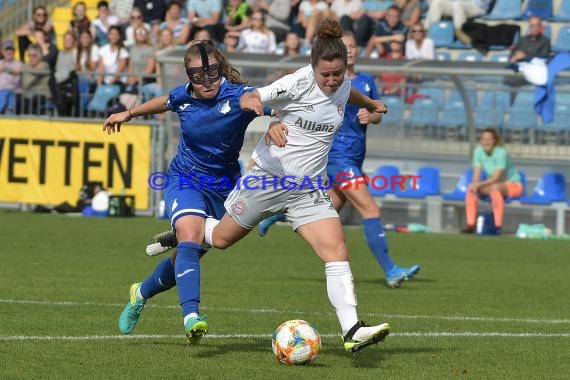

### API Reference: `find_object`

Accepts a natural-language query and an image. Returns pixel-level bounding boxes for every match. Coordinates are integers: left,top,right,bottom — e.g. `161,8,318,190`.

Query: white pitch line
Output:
1,332,569,342
1,298,569,325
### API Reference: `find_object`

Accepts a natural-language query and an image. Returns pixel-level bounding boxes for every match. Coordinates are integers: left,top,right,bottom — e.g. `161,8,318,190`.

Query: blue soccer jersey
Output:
166,79,258,194
328,72,379,168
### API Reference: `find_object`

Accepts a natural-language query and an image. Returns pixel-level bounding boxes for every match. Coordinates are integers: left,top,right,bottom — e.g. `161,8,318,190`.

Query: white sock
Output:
136,286,145,301
204,217,220,247
183,313,199,325
325,261,358,335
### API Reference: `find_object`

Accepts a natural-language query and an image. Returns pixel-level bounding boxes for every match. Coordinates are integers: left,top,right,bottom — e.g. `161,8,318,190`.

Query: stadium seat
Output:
429,21,455,47
511,87,535,110
369,165,400,196
417,86,445,107
448,87,478,106
435,51,451,61
395,166,441,198
550,0,570,21
435,101,467,130
552,26,570,52
380,96,403,126
458,51,484,62
442,168,474,200
557,92,570,106
490,53,511,63
519,172,566,204
539,104,570,142
521,0,553,19
483,0,523,19
87,84,121,113
475,90,511,128
405,98,439,128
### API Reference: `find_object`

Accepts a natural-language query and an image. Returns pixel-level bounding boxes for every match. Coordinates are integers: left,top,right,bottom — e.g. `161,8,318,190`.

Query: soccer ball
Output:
271,319,321,365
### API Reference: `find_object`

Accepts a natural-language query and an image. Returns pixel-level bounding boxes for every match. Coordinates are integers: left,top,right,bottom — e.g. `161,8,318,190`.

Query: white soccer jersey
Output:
252,64,351,181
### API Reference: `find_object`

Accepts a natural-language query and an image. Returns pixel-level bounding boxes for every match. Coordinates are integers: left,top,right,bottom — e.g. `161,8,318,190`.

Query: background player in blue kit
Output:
258,31,420,288
103,40,270,344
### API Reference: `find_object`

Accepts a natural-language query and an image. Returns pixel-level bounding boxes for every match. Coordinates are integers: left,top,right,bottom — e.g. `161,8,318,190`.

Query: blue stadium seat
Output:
429,21,455,47
369,165,400,197
442,168,474,201
520,172,566,204
87,84,121,113
418,86,445,107
380,96,403,126
557,92,570,106
475,90,511,128
522,0,553,19
395,166,441,198
436,51,451,61
490,53,511,63
435,101,467,129
483,0,523,19
448,88,478,106
552,26,570,52
504,109,538,130
511,88,535,110
405,98,439,127
550,0,570,21
458,51,484,62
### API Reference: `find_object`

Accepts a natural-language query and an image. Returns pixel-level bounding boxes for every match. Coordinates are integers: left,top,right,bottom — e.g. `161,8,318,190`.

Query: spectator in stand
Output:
124,7,153,48
18,44,51,115
125,26,160,103
424,0,492,45
296,0,330,43
379,41,405,96
69,2,92,38
221,30,241,52
193,29,213,42
186,0,225,43
238,10,277,53
395,0,421,29
332,0,363,39
161,1,190,45
509,16,551,63
248,0,291,43
53,31,78,116
96,26,129,88
365,5,408,57
0,41,23,114
34,28,59,71
75,30,100,110
405,23,434,60
345,0,392,48
224,0,253,34
134,0,168,26
16,5,56,62
156,28,178,55
266,31,301,82
91,1,121,47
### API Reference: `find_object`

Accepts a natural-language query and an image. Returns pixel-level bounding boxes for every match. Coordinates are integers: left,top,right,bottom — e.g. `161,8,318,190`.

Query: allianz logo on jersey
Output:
293,116,338,132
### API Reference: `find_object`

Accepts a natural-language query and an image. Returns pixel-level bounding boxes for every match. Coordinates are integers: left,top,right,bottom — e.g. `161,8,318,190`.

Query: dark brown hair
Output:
310,18,347,69
185,40,247,84
482,127,503,146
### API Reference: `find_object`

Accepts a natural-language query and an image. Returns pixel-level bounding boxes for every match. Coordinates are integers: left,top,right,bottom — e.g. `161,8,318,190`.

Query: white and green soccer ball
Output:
271,319,321,365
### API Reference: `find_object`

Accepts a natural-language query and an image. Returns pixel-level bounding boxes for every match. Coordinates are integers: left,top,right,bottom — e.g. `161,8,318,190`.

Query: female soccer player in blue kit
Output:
103,40,270,344
258,31,420,288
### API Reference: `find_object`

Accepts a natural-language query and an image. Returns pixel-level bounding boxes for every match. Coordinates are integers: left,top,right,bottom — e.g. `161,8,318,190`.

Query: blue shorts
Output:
164,173,227,226
327,159,365,188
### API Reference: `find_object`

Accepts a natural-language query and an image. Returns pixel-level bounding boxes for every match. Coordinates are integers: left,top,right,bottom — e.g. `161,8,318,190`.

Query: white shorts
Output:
224,165,339,230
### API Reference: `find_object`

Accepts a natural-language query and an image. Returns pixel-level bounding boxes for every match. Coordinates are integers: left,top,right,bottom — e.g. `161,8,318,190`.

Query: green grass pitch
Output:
1,210,569,379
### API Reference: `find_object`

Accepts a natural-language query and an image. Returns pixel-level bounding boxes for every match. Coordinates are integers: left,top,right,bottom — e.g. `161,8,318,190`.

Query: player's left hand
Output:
366,99,388,114
265,121,288,147
240,91,264,115
357,108,373,124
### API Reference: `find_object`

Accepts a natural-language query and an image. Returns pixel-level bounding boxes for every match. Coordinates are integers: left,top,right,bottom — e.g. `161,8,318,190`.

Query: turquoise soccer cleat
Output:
343,321,390,352
118,283,146,334
258,214,285,237
185,315,209,345
387,264,421,282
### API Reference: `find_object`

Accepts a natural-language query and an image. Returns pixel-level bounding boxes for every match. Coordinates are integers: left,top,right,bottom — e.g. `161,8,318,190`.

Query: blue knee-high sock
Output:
363,217,394,273
139,257,176,299
174,242,202,318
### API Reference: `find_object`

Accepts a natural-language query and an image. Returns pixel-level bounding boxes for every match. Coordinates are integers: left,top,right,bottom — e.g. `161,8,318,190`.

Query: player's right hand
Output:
103,111,131,134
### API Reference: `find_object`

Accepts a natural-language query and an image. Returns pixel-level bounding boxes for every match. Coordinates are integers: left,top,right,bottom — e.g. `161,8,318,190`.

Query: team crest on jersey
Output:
303,105,314,112
232,199,247,216
218,100,231,114
271,86,287,101
364,83,371,93
337,103,344,116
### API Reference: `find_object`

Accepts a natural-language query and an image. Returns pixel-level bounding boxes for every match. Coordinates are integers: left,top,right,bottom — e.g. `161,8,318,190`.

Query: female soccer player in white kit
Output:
204,18,391,353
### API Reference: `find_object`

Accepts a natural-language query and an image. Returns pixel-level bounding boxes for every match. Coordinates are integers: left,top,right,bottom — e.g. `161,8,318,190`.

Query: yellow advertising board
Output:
0,119,151,209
